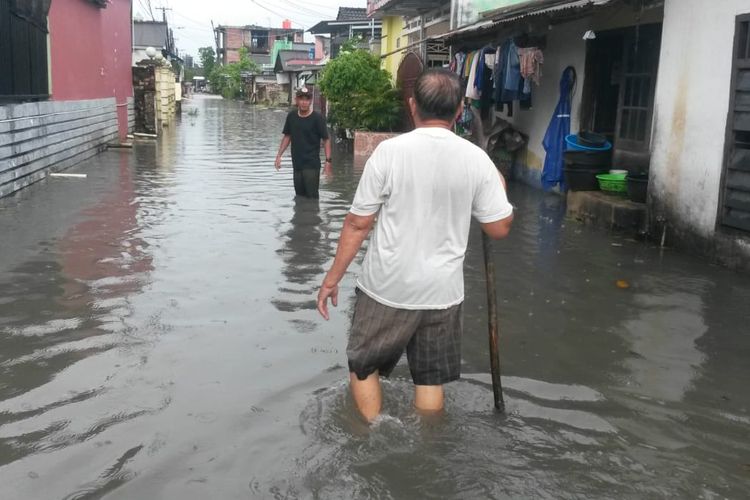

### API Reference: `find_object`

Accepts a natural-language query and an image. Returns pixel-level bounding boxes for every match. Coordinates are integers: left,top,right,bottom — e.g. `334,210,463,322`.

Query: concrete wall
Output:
451,0,529,29
0,99,119,198
155,67,177,129
380,16,406,82
499,3,663,189
649,0,750,267
501,18,589,189
127,97,135,133
48,0,133,140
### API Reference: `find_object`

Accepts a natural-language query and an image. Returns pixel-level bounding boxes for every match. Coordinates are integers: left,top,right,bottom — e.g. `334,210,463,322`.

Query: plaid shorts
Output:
346,289,463,386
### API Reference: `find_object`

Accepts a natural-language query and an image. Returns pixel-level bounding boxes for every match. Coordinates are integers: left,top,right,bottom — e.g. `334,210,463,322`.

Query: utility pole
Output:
211,20,221,65
155,7,173,55
155,6,171,23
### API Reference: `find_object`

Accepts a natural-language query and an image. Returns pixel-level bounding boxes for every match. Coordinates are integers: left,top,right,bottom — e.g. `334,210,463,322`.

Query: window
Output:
719,14,750,233
0,0,50,101
614,25,661,151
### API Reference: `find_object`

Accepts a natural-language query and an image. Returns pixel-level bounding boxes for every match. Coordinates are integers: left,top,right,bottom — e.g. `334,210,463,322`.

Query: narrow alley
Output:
0,97,748,498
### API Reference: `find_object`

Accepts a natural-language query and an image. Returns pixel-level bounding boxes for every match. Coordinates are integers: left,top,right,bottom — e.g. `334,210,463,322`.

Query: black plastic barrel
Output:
626,173,648,203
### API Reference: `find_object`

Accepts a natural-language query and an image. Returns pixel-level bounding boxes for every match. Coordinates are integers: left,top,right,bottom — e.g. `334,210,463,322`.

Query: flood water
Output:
1,96,749,499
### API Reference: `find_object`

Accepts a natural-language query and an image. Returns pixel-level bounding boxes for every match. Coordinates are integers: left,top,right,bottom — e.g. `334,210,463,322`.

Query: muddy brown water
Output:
1,96,748,499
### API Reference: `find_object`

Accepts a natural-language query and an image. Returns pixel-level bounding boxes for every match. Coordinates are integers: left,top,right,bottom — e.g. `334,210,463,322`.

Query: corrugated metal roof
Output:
485,0,614,23
443,0,616,43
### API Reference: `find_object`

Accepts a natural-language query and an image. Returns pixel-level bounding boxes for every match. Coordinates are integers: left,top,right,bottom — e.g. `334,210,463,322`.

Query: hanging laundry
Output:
474,46,496,94
542,66,577,191
464,51,475,80
502,39,522,100
451,51,467,78
493,39,527,105
518,47,544,85
465,50,481,100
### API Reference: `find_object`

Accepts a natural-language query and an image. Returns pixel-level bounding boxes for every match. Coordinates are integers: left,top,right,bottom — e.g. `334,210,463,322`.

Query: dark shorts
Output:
293,168,320,199
347,289,463,386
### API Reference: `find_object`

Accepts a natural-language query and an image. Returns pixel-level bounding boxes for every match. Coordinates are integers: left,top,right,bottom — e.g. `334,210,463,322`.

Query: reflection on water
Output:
273,198,326,315
0,97,749,499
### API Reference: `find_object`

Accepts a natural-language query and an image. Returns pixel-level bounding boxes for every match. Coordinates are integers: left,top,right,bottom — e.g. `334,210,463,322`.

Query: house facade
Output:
215,23,304,66
1,0,134,198
368,0,451,81
308,7,382,59
444,0,750,269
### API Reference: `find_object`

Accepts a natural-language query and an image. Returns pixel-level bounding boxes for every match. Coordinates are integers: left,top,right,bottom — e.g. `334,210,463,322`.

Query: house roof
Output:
133,21,169,48
274,50,323,72
309,5,380,34
216,24,303,32
248,54,271,66
337,7,367,21
443,0,621,43
366,0,440,18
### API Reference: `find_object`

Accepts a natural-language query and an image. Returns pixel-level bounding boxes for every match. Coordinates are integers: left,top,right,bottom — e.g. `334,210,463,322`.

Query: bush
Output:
211,47,259,99
318,47,402,132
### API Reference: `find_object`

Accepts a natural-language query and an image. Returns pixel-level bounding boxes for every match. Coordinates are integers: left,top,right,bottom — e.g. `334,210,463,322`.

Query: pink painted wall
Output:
48,0,133,140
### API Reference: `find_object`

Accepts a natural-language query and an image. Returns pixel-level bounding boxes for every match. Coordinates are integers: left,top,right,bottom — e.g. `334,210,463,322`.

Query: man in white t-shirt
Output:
317,68,514,422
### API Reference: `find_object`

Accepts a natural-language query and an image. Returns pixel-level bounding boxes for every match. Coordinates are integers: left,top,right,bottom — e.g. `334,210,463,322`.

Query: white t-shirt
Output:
350,127,513,310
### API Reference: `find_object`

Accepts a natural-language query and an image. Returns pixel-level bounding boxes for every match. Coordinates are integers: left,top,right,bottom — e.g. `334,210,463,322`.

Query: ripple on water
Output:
242,375,739,499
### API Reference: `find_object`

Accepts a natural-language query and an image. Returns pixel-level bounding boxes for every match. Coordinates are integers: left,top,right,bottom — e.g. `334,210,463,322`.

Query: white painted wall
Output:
650,0,750,237
501,18,589,186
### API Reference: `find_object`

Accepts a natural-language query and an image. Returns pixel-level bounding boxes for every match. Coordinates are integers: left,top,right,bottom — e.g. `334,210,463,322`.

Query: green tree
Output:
319,47,402,132
198,46,216,78
211,47,259,99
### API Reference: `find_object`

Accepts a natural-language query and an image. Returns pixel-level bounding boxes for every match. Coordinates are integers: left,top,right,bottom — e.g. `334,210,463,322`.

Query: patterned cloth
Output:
518,47,544,85
347,289,463,385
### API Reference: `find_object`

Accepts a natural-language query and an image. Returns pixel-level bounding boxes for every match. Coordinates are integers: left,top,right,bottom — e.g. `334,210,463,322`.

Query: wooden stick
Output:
482,231,505,411
470,106,506,412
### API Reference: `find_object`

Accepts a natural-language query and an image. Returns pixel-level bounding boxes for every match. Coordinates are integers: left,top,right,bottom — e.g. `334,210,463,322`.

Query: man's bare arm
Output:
275,135,291,170
481,170,513,239
481,213,513,240
317,212,377,320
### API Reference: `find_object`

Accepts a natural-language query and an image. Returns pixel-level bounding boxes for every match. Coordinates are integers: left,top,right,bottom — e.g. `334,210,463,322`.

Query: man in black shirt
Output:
275,87,332,199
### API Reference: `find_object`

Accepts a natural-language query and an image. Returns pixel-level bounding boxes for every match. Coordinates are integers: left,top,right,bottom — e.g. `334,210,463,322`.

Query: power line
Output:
136,0,150,19
280,0,336,19
250,0,307,29
146,0,155,21
171,10,212,30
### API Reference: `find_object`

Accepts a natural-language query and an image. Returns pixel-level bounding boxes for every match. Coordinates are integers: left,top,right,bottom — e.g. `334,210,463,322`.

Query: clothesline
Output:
450,38,544,114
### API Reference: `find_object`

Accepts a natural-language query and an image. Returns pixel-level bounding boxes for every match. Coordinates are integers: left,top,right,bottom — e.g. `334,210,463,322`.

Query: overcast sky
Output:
133,0,368,59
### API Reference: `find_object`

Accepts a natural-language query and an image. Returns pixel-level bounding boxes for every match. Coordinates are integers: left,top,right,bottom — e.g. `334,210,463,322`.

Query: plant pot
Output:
353,130,400,168
626,174,648,203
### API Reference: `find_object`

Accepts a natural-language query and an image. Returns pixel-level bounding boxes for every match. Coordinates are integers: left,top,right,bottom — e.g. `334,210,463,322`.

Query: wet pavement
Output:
1,96,749,499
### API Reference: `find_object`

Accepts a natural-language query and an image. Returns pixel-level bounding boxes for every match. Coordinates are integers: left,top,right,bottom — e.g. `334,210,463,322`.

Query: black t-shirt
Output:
282,110,329,170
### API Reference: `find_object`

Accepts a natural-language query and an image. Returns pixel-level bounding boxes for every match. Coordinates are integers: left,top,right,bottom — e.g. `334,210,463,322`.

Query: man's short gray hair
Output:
413,69,463,122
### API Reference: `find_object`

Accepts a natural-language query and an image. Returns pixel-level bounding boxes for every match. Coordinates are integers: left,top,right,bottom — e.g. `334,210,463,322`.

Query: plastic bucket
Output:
626,174,648,203
565,134,612,152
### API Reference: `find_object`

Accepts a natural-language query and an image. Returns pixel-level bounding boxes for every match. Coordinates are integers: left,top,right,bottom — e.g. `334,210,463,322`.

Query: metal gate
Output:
396,51,423,131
